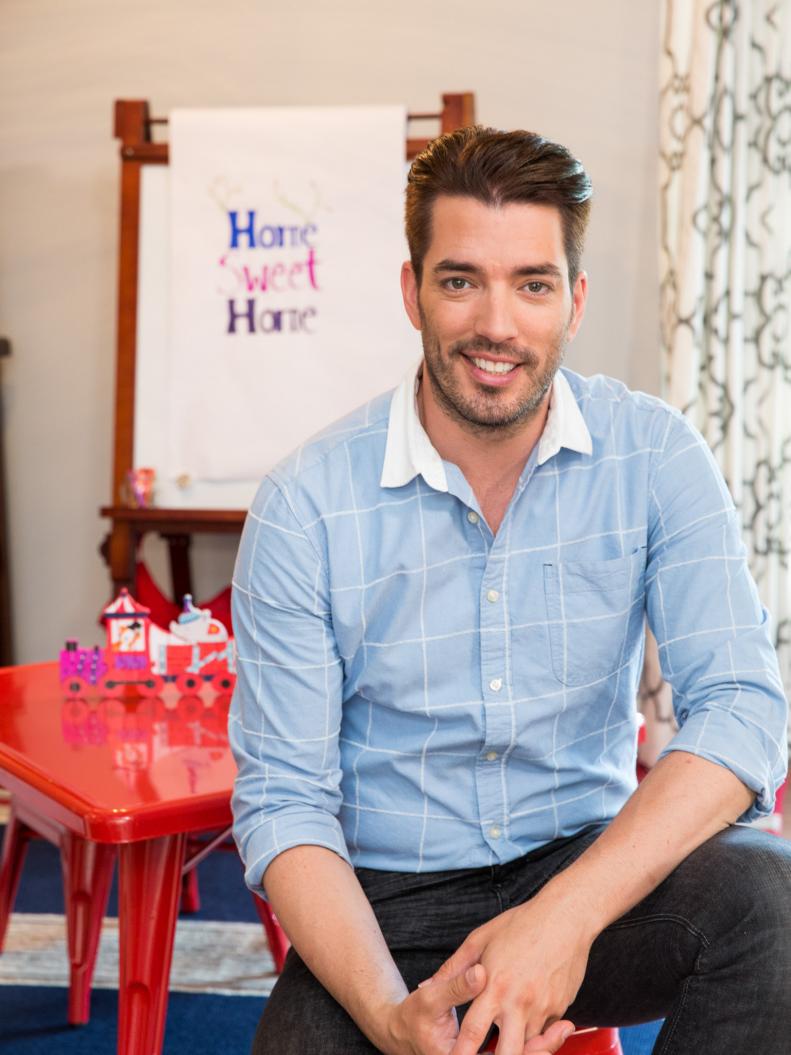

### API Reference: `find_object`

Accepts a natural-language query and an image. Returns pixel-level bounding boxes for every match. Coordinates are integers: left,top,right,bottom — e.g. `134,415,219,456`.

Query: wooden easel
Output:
0,337,12,665
100,93,476,600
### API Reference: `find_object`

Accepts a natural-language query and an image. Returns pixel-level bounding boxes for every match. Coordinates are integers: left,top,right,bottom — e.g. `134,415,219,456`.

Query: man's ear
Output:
566,269,588,342
401,261,422,331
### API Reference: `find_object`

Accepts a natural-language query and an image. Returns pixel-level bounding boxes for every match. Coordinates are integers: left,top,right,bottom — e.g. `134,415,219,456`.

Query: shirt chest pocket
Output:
542,549,645,687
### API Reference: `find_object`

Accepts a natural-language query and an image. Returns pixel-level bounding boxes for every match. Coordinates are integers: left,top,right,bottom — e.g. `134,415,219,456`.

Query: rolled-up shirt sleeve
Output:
229,475,350,896
645,410,788,821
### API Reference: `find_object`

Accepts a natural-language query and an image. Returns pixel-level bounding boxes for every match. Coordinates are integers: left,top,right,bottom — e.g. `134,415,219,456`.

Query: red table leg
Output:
251,893,290,973
180,865,200,914
60,832,116,1025
117,833,187,1055
0,802,34,951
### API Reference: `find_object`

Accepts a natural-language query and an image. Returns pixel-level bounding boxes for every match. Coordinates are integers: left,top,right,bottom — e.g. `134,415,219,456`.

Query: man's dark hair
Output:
405,126,592,288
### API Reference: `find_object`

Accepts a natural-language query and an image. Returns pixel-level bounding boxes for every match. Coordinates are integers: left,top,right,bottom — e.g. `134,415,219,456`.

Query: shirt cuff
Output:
238,809,353,897
658,708,787,824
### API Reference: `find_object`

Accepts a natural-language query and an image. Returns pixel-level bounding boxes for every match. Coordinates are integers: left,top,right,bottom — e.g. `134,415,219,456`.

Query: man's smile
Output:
463,353,523,386
468,356,518,374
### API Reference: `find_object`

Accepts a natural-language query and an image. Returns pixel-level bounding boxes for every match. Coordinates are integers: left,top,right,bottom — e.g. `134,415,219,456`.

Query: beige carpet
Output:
0,914,276,997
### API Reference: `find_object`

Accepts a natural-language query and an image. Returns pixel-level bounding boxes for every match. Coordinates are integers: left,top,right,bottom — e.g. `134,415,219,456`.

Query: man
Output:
229,127,790,1055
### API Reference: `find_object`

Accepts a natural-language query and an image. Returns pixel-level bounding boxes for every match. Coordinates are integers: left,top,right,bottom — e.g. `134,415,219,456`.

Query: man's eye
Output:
444,277,471,291
525,281,549,294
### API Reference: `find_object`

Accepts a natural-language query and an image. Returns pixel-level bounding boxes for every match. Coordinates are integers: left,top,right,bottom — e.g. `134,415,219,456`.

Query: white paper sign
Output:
168,106,416,482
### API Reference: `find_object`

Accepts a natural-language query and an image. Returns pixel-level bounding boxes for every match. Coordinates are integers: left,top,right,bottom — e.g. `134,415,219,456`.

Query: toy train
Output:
60,588,236,698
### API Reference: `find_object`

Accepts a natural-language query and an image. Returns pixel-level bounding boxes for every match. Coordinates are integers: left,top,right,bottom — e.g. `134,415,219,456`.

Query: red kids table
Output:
0,663,625,1055
0,662,274,1055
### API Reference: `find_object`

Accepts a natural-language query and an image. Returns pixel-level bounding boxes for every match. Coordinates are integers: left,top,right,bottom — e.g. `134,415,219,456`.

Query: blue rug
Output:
0,825,662,1053
0,984,661,1055
621,1020,662,1054
0,985,263,1053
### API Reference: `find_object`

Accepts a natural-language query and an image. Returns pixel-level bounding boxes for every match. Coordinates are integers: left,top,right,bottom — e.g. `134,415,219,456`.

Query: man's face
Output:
401,196,587,433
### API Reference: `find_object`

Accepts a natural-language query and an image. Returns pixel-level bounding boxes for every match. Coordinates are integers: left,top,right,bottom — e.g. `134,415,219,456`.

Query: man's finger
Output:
523,1019,575,1053
495,1016,527,1055
450,995,494,1055
421,963,487,1015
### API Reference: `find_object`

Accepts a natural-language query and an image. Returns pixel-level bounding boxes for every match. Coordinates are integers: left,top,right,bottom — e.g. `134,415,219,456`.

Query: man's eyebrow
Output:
511,263,563,280
433,259,481,274
432,259,564,280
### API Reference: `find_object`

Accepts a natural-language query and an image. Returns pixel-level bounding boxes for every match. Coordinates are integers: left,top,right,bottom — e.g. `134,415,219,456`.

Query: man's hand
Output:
382,964,486,1055
383,964,573,1055
425,892,590,1055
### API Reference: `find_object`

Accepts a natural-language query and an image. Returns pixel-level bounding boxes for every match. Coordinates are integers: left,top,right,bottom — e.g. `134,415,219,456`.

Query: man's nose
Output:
473,290,519,345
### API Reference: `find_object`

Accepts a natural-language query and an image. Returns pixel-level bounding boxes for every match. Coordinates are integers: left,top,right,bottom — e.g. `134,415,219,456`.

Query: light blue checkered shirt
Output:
230,362,788,892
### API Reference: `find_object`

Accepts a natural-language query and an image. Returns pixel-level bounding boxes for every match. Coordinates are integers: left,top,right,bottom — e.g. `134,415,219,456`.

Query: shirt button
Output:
485,751,498,762
489,825,502,839
466,510,479,524
489,677,503,692
486,589,500,603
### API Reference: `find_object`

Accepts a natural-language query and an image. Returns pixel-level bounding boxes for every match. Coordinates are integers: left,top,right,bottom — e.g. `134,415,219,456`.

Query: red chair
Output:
484,1025,622,1053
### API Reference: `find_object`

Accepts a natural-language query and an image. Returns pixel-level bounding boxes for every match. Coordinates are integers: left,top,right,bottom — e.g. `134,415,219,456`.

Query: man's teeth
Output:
471,357,517,375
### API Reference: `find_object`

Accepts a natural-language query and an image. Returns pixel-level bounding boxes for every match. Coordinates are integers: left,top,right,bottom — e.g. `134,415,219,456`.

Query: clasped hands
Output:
383,895,594,1055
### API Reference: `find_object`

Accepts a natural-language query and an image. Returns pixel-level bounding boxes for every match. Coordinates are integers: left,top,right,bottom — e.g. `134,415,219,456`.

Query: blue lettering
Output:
259,225,280,249
228,210,256,249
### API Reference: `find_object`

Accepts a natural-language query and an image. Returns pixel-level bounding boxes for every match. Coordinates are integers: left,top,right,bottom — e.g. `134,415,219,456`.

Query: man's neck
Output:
417,367,552,525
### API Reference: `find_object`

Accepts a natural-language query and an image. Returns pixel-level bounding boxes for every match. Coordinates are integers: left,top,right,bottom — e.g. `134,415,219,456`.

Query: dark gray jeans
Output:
252,824,791,1053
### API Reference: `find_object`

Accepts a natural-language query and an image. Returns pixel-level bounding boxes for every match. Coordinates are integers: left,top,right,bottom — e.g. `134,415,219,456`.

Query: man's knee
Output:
673,826,791,975
683,825,790,908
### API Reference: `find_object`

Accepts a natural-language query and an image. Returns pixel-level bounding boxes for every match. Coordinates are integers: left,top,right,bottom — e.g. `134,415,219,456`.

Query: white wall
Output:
0,0,660,662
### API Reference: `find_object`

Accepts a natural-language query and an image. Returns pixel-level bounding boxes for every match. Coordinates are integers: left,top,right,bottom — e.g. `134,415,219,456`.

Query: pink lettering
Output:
270,262,287,293
231,251,320,294
305,247,320,291
288,261,304,289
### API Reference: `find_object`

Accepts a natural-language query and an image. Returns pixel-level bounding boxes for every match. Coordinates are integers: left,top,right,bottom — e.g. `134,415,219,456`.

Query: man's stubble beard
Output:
418,304,569,439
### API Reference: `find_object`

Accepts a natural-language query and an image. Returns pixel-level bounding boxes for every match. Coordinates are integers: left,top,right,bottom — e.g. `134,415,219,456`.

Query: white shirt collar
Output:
535,366,593,466
379,358,592,490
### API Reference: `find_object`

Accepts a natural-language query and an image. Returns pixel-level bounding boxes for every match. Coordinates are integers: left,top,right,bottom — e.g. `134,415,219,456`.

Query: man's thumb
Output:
447,963,486,1004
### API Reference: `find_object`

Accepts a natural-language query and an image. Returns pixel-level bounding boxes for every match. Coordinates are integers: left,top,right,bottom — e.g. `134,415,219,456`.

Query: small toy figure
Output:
123,467,156,508
169,594,229,642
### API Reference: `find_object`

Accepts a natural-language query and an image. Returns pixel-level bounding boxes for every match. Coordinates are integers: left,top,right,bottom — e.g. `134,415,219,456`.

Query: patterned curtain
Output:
654,0,791,760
